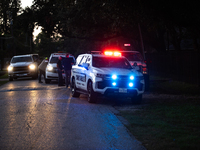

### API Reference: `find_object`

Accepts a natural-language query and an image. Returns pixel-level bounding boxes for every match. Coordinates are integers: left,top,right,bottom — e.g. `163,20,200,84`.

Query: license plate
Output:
119,88,127,93
17,74,27,76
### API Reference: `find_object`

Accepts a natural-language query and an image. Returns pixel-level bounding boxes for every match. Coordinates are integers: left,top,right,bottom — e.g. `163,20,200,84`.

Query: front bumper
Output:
8,70,37,78
93,77,145,96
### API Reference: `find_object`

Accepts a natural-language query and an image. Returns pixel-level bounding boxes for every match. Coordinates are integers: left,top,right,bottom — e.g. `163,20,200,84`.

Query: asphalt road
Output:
0,78,146,150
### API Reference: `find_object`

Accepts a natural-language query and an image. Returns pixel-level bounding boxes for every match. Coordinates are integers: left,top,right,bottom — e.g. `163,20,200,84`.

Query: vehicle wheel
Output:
45,78,51,83
131,94,142,104
71,78,80,97
87,81,97,103
9,76,13,81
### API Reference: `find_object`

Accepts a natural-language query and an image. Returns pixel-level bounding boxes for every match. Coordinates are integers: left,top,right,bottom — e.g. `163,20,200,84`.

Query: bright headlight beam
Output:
47,65,53,71
8,66,13,71
29,64,36,70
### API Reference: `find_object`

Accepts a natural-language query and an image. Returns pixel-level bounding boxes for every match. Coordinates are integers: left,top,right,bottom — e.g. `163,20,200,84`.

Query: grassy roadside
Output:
0,71,9,86
120,76,200,150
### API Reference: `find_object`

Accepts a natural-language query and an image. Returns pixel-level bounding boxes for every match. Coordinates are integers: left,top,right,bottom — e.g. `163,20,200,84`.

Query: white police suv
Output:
70,51,145,104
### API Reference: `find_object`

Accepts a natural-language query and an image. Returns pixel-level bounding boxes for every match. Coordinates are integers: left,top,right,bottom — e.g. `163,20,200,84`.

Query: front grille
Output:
97,75,144,91
13,66,29,72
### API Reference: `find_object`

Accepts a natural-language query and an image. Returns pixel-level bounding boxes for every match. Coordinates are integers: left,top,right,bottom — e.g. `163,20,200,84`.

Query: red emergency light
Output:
104,49,121,57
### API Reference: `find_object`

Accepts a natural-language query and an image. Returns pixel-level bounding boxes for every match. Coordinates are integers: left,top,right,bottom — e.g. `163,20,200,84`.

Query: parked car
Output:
45,52,75,83
7,54,39,81
71,51,145,104
119,51,149,91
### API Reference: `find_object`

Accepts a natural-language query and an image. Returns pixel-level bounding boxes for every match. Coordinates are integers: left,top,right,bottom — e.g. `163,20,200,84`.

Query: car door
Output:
82,55,92,91
75,55,88,90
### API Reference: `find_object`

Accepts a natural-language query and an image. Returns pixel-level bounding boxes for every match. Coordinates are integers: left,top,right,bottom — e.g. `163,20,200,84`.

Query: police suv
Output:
70,51,145,104
45,52,75,83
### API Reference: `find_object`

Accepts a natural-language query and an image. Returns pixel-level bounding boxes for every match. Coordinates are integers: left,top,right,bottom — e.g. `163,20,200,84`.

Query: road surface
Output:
0,78,146,150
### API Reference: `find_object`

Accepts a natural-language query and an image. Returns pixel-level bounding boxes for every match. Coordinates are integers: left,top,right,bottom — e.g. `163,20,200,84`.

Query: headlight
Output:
29,64,36,70
95,73,105,78
8,66,13,71
142,67,148,74
47,65,53,71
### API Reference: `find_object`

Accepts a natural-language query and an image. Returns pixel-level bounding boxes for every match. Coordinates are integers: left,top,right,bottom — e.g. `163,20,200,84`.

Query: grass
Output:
0,72,8,86
120,76,200,150
0,72,8,79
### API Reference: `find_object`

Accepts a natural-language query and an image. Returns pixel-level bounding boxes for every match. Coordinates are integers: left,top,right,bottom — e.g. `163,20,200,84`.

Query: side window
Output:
85,56,91,65
79,55,87,65
76,56,83,65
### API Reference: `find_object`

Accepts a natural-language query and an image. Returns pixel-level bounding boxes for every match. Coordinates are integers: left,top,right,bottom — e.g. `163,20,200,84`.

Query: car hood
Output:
93,67,143,76
10,62,33,67
47,63,57,68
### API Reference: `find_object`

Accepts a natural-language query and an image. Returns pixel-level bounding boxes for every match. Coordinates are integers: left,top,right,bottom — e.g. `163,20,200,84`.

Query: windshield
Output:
11,56,32,63
121,52,143,61
92,56,132,69
50,57,59,63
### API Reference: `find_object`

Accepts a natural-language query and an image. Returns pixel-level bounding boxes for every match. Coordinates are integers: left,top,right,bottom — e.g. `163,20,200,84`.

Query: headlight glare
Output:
47,65,53,71
29,64,36,70
8,66,13,71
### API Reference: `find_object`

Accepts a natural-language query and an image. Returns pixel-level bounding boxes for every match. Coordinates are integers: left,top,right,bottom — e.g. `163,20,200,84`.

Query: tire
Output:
9,76,13,81
71,78,80,97
87,81,97,103
131,94,142,104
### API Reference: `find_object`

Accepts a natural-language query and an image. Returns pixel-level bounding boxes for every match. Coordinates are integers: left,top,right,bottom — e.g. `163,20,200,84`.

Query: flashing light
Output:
112,82,117,86
29,64,36,70
113,51,121,57
129,82,134,87
104,49,121,57
112,74,117,80
130,75,134,80
104,51,113,56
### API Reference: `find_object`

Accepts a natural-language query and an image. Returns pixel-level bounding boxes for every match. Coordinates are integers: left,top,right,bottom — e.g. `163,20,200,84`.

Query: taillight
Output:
142,67,148,74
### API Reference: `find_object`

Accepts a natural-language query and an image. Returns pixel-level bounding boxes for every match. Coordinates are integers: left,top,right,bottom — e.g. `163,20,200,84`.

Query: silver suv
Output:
7,54,39,81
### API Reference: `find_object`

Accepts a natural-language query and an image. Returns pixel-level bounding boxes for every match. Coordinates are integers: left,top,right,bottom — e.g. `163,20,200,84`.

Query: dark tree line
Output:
1,0,200,60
